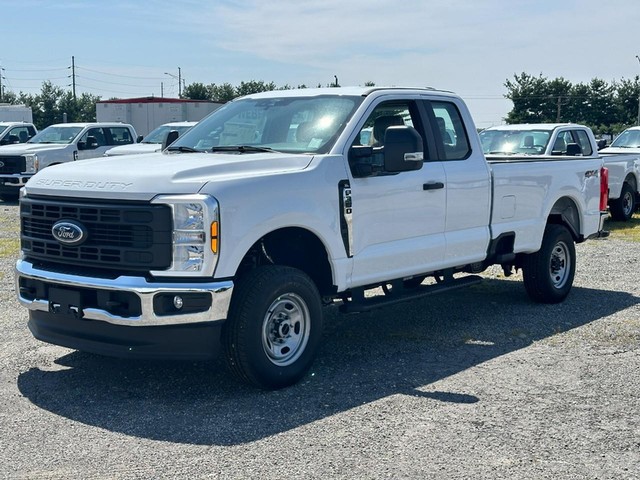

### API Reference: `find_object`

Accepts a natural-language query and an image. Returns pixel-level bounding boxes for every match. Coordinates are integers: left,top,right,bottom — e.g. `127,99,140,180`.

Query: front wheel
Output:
522,224,576,304
609,182,636,222
221,266,323,389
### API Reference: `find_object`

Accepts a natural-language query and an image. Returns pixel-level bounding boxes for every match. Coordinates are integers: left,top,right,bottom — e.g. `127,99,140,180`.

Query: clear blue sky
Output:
1,0,639,128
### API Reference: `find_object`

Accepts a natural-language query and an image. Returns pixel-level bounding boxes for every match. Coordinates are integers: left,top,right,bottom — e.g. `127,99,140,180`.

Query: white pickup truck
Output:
15,87,608,389
0,122,37,146
104,121,196,156
0,122,137,201
480,123,640,221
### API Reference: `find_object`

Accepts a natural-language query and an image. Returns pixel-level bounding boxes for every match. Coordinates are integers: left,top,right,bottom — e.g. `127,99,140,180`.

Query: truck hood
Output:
0,143,68,154
25,151,314,201
600,146,640,154
104,143,160,156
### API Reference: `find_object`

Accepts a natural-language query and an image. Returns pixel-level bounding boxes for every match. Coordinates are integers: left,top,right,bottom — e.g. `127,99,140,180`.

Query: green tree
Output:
613,76,640,128
208,82,236,102
504,72,549,123
182,82,210,100
235,80,277,97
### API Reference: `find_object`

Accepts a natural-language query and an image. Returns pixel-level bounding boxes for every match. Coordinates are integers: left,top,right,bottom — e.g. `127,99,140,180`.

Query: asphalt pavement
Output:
1,202,638,479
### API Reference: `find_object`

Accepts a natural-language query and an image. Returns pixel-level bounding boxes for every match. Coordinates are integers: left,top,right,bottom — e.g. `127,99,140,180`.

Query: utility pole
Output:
636,56,640,125
164,68,182,97
71,56,76,100
0,66,4,102
555,95,570,122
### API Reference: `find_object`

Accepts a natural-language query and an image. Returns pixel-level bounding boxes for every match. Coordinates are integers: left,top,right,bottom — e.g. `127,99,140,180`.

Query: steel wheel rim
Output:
262,293,310,367
622,191,633,216
549,240,571,289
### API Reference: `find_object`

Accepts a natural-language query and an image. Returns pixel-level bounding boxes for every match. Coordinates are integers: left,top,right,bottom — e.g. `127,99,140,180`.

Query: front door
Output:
347,99,447,287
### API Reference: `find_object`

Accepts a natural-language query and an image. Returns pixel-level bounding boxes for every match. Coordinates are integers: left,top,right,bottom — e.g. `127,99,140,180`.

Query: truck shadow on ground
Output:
17,278,638,446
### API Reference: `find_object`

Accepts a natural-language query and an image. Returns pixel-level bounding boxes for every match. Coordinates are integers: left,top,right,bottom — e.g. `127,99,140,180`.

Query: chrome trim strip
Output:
15,259,233,327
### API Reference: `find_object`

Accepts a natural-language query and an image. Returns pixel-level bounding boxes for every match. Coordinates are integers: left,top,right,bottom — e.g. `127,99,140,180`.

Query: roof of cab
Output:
237,86,457,100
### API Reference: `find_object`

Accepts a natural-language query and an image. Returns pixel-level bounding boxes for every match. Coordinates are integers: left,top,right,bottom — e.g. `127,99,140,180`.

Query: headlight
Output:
150,194,219,277
24,154,38,173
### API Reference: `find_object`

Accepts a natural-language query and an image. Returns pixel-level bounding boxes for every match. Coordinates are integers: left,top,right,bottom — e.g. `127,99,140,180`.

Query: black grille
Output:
0,155,26,174
21,197,173,271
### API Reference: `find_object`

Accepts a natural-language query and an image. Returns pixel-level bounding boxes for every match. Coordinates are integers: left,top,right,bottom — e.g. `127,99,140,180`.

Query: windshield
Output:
480,129,551,154
610,129,640,148
169,94,363,154
0,126,8,135
29,126,83,144
143,124,194,144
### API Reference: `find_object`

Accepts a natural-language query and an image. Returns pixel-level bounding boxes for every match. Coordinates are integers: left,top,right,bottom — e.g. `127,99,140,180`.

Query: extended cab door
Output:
347,98,447,286
423,99,491,266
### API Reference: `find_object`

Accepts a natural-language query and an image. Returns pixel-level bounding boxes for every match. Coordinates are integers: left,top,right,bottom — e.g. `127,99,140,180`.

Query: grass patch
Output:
603,212,640,242
0,238,20,258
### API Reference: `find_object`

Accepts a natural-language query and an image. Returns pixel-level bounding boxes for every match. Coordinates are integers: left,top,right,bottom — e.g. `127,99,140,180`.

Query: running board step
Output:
340,275,483,314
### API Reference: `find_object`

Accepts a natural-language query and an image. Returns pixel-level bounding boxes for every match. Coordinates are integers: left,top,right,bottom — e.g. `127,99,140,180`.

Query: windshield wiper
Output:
166,145,201,153
210,145,279,153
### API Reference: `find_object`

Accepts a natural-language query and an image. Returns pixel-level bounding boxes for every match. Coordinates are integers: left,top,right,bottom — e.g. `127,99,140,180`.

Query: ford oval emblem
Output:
51,220,87,246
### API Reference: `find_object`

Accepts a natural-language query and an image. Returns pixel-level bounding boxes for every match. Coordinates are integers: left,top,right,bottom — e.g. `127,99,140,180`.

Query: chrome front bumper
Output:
15,259,233,327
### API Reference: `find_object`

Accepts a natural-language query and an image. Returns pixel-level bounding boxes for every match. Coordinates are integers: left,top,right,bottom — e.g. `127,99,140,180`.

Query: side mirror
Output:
136,135,144,143
7,134,20,144
86,136,99,149
162,130,180,150
383,126,424,172
597,139,607,150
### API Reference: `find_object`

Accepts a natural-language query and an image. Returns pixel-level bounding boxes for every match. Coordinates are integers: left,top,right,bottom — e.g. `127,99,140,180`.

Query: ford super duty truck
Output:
15,87,608,389
480,123,639,221
0,122,137,201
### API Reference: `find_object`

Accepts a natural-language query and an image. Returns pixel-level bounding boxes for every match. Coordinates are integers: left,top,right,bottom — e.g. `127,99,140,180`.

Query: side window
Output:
80,128,107,146
8,127,30,143
574,130,593,155
429,101,470,160
349,100,424,176
108,127,134,145
354,101,419,147
552,131,573,155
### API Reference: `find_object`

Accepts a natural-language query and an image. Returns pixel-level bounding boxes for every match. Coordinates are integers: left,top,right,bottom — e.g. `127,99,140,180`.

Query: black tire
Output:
609,182,636,222
522,224,576,304
221,265,323,389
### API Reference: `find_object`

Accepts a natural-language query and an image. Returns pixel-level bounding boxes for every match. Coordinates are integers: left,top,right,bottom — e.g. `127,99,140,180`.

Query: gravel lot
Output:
1,200,638,479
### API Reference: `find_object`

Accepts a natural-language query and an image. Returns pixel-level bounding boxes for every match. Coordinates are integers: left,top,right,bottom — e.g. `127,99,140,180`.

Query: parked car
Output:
0,122,37,146
0,122,137,200
104,121,196,156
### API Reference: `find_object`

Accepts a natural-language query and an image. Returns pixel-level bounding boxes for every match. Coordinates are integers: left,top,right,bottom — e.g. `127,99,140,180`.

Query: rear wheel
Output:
221,265,323,389
609,182,636,221
522,224,575,304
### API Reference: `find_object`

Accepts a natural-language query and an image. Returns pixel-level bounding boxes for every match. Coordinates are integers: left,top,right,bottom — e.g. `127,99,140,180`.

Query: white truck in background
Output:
0,122,37,146
104,121,196,156
16,87,608,389
480,123,640,221
0,122,137,201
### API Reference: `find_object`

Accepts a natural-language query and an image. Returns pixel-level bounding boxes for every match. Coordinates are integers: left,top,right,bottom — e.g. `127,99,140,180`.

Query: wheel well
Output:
624,174,637,192
235,227,335,296
548,197,580,241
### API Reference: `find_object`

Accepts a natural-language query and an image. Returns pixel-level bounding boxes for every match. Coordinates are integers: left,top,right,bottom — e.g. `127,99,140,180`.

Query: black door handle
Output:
423,182,444,190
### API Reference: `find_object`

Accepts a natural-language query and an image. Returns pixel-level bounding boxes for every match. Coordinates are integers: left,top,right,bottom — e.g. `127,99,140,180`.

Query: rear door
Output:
422,98,492,267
